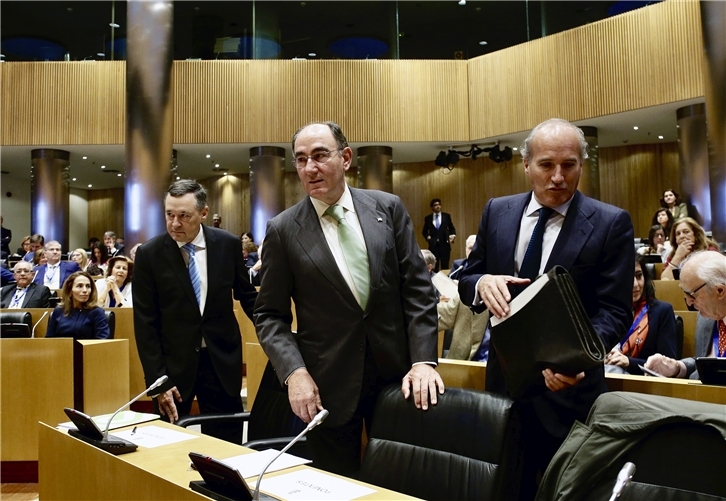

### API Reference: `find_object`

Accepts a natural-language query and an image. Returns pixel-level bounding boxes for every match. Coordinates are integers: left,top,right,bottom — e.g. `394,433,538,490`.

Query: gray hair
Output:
691,251,726,288
45,240,61,249
421,249,437,268
520,118,589,162
166,179,207,212
292,121,349,152
103,231,116,239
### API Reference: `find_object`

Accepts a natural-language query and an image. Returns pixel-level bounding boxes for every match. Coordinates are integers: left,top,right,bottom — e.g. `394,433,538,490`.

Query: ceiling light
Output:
633,126,639,130
117,173,122,177
97,52,105,57
88,184,92,188
658,135,664,139
513,147,518,151
109,23,120,28
101,165,105,169
72,177,77,181
176,176,181,180
223,172,228,176
458,0,466,5
206,154,211,158
479,41,488,46
215,163,220,168
82,156,87,160
308,53,316,57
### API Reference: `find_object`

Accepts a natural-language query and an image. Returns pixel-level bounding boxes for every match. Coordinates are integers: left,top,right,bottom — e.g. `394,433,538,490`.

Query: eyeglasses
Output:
292,149,341,169
681,282,707,300
14,269,32,275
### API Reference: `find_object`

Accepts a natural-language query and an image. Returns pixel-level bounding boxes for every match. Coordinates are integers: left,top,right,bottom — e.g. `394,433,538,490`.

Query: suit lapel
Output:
22,284,38,307
351,189,386,302
294,199,358,305
547,191,594,270
497,194,530,276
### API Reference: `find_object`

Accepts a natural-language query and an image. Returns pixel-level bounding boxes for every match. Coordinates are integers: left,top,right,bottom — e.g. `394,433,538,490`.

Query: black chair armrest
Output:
243,436,306,452
175,412,251,429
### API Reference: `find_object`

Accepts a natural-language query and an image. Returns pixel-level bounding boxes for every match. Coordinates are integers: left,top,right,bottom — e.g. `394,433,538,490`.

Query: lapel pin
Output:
377,217,382,222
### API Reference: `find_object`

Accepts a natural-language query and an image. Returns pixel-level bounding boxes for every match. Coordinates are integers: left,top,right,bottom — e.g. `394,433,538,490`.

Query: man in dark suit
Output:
645,251,726,378
133,180,257,444
104,231,125,257
1,216,11,258
32,241,80,290
459,118,633,500
422,198,456,271
1,260,51,308
255,122,443,476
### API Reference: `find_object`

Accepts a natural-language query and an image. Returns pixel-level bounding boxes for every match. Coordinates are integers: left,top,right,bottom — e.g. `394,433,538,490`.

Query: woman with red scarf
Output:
605,255,678,375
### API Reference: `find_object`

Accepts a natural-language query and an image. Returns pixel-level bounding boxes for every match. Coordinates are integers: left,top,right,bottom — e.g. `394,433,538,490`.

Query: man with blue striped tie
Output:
133,180,258,444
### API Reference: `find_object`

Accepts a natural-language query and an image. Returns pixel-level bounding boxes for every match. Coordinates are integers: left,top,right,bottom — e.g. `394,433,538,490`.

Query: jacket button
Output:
195,347,200,352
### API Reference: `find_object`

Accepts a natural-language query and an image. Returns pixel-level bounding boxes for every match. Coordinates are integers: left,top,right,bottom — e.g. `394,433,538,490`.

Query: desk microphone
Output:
608,462,636,501
252,409,329,501
102,374,168,441
448,264,465,279
31,311,48,338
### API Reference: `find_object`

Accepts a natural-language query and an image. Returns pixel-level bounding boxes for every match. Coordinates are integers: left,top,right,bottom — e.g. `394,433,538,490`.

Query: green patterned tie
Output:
325,204,370,310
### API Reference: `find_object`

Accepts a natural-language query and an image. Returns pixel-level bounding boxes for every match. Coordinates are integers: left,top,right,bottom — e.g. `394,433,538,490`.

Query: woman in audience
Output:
604,255,677,374
45,271,110,340
95,256,133,307
15,235,31,256
69,248,89,272
87,242,109,276
651,208,674,243
242,240,259,268
241,232,255,247
637,224,667,259
661,217,719,280
33,249,47,266
660,189,688,220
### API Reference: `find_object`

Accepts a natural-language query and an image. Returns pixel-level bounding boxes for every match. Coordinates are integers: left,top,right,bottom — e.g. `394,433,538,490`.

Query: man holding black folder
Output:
459,118,633,500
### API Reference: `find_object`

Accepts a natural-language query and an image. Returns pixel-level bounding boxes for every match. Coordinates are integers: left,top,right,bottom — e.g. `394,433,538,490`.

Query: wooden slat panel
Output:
468,0,704,139
87,187,125,241
1,61,125,145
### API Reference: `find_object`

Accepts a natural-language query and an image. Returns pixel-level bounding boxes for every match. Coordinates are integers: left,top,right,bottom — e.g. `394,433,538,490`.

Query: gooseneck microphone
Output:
31,311,48,338
608,462,636,501
103,375,169,440
252,409,330,501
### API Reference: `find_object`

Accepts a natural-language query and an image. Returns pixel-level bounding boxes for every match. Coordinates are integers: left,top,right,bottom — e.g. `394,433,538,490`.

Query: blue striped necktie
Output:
182,243,202,305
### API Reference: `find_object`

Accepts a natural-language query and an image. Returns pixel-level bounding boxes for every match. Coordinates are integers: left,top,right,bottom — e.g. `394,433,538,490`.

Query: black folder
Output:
490,265,606,399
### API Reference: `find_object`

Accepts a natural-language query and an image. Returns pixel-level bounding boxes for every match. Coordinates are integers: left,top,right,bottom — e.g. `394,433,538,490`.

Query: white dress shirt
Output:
44,263,61,289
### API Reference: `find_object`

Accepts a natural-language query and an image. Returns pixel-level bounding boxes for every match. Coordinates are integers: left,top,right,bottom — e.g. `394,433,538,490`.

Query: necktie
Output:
182,243,202,305
10,288,26,308
519,207,555,281
325,204,370,310
435,213,440,229
718,320,726,357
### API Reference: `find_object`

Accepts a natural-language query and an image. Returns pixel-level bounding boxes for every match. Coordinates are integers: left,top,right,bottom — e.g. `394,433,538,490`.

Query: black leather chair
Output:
176,362,308,457
104,310,115,339
360,384,523,501
674,313,684,359
0,311,32,338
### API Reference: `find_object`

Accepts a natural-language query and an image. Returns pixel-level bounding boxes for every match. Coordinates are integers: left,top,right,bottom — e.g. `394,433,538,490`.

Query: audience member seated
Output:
438,293,489,360
242,241,258,268
15,235,30,257
32,249,47,267
652,208,674,247
421,249,441,301
95,256,133,308
87,237,100,252
1,267,13,286
240,231,255,247
32,241,81,290
645,251,726,379
0,260,51,308
69,248,89,272
661,217,719,280
637,224,667,259
45,271,110,340
604,255,677,375
24,234,45,262
448,234,477,281
248,240,262,286
660,189,688,221
104,231,125,257
87,242,110,276
128,243,141,262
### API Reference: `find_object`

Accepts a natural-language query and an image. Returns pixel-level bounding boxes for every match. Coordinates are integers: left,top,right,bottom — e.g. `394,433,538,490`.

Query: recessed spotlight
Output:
176,176,181,180
97,52,105,57
479,41,488,46
215,163,220,168
72,177,77,181
117,173,122,177
82,156,88,160
308,53,316,57
633,126,639,130
101,165,106,169
223,172,228,176
109,23,120,28
206,154,211,158
513,147,518,151
458,0,466,5
658,135,664,139
88,184,92,188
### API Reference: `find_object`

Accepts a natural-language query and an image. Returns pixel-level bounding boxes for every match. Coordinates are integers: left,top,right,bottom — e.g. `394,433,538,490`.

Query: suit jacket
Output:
133,226,257,400
1,226,11,255
422,212,456,253
254,188,438,428
459,190,634,437
683,314,716,378
108,244,125,257
32,261,81,288
46,306,110,340
0,282,52,308
438,294,488,360
622,299,678,375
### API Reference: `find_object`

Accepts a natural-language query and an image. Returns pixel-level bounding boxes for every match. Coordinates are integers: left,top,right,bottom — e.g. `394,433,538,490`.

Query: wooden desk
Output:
39,421,417,500
0,338,128,463
605,373,726,405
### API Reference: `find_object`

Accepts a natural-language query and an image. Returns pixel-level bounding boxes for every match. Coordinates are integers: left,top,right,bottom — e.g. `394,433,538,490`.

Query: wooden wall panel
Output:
468,0,704,139
173,60,469,144
87,188,125,241
1,62,125,146
199,174,251,237
599,142,680,237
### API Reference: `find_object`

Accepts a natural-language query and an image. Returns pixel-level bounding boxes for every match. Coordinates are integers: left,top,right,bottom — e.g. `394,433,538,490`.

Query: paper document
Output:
259,469,375,501
113,425,198,448
432,271,459,300
220,449,311,479
58,411,160,431
490,272,550,327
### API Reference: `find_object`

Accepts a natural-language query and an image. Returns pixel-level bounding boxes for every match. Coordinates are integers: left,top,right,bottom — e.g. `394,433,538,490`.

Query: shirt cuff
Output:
284,366,306,385
412,361,438,368
472,276,485,306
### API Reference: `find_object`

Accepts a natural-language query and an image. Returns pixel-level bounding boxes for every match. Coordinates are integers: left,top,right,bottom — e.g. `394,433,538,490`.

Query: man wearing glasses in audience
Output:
32,241,80,290
1,261,51,308
645,251,726,378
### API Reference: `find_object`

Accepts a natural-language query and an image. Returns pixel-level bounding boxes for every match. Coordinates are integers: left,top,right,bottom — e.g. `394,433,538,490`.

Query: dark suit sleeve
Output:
445,213,456,237
132,242,171,392
45,308,61,338
92,308,111,339
422,214,432,241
